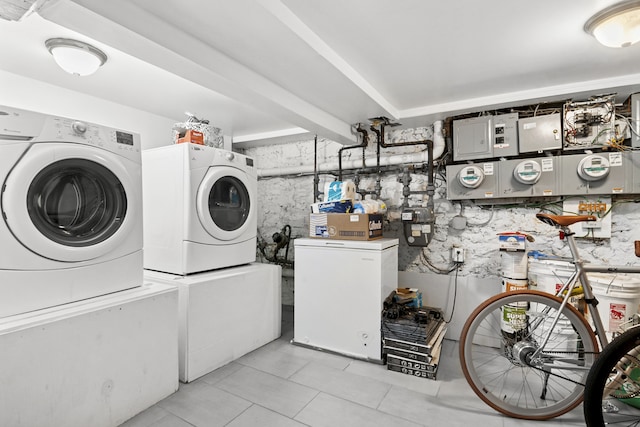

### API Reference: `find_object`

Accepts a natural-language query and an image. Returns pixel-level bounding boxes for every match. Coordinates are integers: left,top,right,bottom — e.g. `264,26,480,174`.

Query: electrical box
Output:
559,151,632,195
563,197,612,239
453,113,519,161
518,113,562,153
497,157,558,198
446,162,498,200
453,116,492,161
563,95,616,150
493,113,519,158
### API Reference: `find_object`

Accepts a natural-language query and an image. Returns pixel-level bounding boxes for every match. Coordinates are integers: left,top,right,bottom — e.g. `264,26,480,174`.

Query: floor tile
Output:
119,405,177,427
289,361,391,409
378,385,504,427
157,381,251,427
276,341,353,370
235,343,309,378
215,365,318,418
198,361,244,386
226,405,307,427
294,392,421,427
344,359,441,397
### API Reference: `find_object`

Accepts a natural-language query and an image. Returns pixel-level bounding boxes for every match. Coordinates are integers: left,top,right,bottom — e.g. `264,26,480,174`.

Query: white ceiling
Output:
2,0,640,145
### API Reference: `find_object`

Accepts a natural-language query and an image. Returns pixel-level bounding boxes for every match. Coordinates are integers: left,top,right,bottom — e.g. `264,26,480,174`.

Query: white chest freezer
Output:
293,238,399,362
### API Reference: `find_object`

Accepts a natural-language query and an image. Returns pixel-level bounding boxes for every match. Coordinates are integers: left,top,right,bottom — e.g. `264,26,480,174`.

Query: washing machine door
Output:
196,166,255,241
1,143,137,262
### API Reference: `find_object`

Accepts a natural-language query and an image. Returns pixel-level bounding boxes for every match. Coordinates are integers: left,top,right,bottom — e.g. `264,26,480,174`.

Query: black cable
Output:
444,264,460,324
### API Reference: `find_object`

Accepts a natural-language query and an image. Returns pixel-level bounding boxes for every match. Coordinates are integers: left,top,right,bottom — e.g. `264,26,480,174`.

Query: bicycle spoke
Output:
461,290,598,420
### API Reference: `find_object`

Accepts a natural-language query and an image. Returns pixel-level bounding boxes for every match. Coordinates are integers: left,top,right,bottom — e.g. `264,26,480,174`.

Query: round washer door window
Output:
27,158,126,247
196,167,255,241
2,143,138,262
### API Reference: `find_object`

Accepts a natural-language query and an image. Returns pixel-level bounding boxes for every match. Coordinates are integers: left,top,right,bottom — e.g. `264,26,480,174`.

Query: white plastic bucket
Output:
528,257,575,295
528,257,585,311
501,251,528,279
589,273,640,336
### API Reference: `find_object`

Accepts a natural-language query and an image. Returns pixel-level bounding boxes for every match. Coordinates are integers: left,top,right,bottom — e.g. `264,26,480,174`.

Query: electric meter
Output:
458,165,484,189
513,160,542,184
577,154,610,181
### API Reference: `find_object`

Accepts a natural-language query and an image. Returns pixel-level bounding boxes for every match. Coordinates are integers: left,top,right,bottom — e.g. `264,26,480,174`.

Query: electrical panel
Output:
446,162,498,200
453,116,492,161
517,113,562,153
563,95,616,150
558,151,632,195
453,113,518,161
497,157,558,198
493,113,519,158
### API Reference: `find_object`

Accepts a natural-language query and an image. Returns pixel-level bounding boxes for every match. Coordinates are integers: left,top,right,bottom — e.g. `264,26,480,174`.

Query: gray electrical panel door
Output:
453,116,492,161
492,113,519,158
518,113,562,153
453,114,519,161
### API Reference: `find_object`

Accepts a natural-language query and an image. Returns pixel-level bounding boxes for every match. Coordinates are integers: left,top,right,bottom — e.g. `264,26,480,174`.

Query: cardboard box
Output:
309,213,383,240
176,129,204,145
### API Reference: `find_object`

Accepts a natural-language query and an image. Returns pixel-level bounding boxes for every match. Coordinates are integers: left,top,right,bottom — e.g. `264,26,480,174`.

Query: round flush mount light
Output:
45,38,108,76
584,0,640,48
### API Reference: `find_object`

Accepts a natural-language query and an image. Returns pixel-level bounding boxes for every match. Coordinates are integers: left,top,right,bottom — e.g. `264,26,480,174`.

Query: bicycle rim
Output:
460,290,598,420
584,326,640,426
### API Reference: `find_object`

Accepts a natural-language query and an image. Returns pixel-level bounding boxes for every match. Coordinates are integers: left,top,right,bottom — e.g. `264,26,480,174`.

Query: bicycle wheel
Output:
584,326,640,426
460,290,598,420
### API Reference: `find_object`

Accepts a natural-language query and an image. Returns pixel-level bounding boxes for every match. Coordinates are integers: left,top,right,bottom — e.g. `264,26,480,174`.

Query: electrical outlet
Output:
452,246,465,264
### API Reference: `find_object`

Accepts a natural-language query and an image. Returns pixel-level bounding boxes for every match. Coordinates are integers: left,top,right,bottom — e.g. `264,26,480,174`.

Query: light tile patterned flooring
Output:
121,306,587,427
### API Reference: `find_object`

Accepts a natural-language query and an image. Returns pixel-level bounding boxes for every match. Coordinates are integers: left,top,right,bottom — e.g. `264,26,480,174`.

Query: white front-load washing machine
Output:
0,105,143,318
142,143,257,275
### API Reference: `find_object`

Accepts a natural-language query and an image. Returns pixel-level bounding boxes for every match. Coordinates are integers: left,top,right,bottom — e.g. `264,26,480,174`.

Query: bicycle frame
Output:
535,223,640,360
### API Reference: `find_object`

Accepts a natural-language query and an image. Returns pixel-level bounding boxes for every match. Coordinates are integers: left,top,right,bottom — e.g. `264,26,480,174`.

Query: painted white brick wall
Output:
243,129,640,337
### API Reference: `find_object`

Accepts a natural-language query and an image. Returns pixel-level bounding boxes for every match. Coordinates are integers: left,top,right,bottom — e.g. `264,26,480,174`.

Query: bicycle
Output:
459,212,640,420
583,322,640,426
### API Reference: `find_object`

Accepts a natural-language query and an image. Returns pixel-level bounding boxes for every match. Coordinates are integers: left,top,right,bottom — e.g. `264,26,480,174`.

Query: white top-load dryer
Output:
0,105,143,318
142,143,257,275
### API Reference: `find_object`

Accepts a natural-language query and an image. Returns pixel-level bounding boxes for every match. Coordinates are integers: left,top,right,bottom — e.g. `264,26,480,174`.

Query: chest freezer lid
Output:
294,237,399,250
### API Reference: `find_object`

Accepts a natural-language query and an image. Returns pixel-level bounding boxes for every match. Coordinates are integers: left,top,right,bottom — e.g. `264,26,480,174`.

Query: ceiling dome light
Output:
45,38,108,76
584,0,640,48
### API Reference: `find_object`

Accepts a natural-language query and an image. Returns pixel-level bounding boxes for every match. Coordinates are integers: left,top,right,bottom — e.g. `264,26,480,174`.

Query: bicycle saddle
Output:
536,213,597,227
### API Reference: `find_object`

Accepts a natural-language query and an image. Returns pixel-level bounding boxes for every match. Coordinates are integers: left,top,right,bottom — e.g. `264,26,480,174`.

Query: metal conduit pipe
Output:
313,135,321,202
338,124,368,181
258,121,445,178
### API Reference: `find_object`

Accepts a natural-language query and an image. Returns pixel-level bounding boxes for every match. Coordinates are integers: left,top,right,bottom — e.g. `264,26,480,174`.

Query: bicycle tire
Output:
583,325,640,426
459,290,598,420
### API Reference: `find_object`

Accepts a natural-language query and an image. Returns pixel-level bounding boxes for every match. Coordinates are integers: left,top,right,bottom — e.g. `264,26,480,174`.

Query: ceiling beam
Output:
257,0,399,120
38,0,358,144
